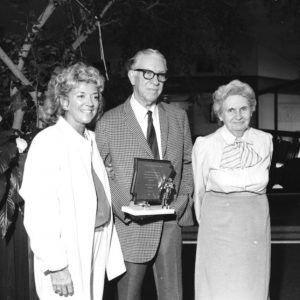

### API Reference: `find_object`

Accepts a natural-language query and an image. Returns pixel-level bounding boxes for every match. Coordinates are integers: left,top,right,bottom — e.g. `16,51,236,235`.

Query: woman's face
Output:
63,82,100,135
219,95,252,137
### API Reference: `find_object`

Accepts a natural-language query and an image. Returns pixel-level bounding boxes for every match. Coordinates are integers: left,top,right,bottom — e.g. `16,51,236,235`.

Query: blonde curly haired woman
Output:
20,62,125,300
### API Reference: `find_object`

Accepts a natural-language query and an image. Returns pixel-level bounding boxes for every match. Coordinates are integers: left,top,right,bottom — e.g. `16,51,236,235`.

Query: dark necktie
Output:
147,111,160,160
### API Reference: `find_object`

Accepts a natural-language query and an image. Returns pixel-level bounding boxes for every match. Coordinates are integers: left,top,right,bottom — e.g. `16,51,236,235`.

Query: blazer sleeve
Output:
19,132,68,272
95,118,131,224
172,111,194,226
192,137,210,224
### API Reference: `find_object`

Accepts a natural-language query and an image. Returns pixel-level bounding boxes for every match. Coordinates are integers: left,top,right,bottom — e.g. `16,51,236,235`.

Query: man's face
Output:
128,53,167,108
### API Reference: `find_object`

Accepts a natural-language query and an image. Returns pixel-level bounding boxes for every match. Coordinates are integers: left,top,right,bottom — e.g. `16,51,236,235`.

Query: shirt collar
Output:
130,94,158,120
57,116,91,145
220,125,253,145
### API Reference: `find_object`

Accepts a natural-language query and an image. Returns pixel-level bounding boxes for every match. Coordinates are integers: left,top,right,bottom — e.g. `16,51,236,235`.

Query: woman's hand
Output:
50,267,74,297
106,163,115,179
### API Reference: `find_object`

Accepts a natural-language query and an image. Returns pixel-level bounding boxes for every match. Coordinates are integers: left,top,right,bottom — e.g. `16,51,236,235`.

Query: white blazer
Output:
20,117,125,300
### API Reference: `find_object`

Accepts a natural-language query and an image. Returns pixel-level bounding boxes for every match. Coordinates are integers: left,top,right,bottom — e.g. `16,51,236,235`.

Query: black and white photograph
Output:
1,0,300,299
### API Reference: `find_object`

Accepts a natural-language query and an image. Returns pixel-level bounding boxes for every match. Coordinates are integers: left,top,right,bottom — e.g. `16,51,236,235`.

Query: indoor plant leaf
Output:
0,182,16,239
0,143,18,175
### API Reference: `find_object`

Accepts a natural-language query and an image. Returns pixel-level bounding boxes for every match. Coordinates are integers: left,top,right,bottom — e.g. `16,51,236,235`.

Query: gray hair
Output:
126,48,167,71
212,79,256,117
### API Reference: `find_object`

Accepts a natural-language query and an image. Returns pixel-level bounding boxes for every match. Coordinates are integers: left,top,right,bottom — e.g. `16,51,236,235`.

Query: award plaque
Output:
121,158,176,217
130,158,176,205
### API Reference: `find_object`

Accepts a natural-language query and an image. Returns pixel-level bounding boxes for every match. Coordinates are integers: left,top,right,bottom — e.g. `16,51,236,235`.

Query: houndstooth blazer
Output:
95,97,194,263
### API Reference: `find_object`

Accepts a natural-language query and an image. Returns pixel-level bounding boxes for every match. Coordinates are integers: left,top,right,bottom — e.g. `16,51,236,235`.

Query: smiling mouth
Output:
81,109,95,113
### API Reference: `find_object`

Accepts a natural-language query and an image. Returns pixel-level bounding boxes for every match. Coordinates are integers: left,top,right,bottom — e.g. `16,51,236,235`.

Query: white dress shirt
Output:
130,95,162,159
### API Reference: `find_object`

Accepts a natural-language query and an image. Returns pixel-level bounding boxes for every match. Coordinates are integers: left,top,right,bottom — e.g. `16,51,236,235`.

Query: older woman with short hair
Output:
192,79,273,300
20,62,125,299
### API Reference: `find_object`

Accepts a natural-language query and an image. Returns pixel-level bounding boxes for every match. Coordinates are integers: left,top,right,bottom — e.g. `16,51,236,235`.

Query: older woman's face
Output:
63,82,100,135
219,95,252,137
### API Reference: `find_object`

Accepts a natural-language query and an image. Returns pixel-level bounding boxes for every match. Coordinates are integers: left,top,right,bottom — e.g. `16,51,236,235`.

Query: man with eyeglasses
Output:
95,48,193,300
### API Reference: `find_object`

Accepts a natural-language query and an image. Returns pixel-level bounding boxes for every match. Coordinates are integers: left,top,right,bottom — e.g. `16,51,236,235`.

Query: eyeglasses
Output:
133,69,168,83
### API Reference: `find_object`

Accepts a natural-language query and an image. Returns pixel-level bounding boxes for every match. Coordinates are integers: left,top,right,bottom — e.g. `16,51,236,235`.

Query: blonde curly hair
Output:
42,62,105,124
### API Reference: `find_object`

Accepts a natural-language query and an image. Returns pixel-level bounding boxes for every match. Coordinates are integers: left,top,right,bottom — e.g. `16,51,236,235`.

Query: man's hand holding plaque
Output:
121,158,176,217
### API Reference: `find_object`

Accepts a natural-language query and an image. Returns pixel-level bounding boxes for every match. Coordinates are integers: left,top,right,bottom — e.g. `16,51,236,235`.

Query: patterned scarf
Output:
220,138,262,169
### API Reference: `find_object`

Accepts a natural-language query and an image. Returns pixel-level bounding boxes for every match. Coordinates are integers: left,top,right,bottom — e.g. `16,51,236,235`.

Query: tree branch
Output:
71,24,96,50
100,19,119,27
100,0,117,18
0,46,32,87
17,0,59,71
71,0,117,51
145,0,161,10
0,45,38,110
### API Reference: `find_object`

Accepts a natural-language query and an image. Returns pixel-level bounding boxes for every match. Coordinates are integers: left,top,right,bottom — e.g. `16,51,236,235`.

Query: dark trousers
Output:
117,220,182,300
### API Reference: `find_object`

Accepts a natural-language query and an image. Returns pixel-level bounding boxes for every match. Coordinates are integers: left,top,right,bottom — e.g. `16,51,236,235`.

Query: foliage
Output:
0,0,94,240
0,1,84,118
0,0,249,109
0,0,250,238
101,0,248,75
0,128,37,239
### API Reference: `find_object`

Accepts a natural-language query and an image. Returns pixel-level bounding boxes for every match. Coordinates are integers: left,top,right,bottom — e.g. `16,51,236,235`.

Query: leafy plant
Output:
0,0,250,239
0,95,42,238
0,130,21,239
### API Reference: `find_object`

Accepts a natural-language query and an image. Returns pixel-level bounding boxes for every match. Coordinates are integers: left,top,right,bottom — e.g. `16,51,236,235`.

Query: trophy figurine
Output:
159,178,175,209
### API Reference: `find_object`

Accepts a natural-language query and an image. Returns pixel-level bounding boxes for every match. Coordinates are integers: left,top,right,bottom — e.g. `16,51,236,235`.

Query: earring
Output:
62,101,69,110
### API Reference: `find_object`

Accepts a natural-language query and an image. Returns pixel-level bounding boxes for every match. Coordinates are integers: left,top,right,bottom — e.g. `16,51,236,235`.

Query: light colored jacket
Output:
20,117,125,300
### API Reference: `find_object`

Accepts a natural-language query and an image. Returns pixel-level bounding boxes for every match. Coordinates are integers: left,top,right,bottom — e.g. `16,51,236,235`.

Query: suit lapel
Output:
158,102,169,159
123,98,154,158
